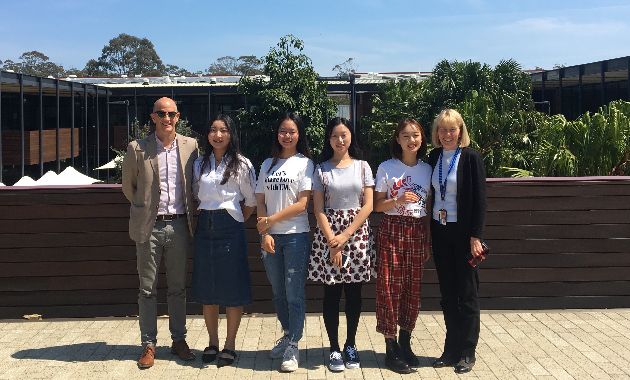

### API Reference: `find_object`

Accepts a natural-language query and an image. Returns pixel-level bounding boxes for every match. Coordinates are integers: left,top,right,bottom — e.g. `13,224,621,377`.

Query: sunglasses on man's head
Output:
153,111,178,118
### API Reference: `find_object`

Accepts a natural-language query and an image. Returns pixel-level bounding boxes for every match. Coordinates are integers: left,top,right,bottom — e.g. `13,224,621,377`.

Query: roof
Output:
63,72,432,88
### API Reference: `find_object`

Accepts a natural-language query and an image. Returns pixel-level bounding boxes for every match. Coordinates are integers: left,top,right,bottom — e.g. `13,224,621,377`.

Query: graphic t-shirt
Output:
374,158,432,218
255,153,314,234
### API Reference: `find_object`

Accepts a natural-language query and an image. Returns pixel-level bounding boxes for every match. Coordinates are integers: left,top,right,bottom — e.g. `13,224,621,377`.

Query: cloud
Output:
501,17,627,36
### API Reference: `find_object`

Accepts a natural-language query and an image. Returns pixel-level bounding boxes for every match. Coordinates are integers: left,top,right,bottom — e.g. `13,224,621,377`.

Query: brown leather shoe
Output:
171,340,196,361
137,345,155,369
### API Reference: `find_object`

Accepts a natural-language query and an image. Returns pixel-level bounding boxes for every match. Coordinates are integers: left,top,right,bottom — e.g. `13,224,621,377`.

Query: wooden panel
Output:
1,129,80,165
485,224,630,239
0,179,629,318
486,209,630,225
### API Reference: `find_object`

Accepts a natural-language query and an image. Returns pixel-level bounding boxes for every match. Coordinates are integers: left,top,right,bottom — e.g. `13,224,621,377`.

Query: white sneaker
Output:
328,350,345,372
280,342,299,372
269,334,290,359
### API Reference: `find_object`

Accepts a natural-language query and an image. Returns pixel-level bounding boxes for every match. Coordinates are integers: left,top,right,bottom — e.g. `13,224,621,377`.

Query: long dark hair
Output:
267,112,312,173
319,117,362,163
390,118,428,161
200,114,244,185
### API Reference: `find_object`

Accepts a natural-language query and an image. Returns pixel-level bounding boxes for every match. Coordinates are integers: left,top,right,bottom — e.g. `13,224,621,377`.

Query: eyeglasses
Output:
153,111,178,118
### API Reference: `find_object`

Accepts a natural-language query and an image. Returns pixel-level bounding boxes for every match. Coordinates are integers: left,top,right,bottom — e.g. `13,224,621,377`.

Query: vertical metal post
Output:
39,77,44,176
601,61,606,106
133,88,138,121
84,84,88,174
55,79,60,172
207,90,212,124
106,91,110,182
541,73,546,112
95,86,100,178
19,74,25,177
558,69,563,116
126,101,131,142
349,74,357,135
0,71,3,183
578,65,585,115
71,82,75,166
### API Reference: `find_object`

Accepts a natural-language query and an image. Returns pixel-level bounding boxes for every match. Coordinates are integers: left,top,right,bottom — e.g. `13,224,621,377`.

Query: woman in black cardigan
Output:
428,109,486,374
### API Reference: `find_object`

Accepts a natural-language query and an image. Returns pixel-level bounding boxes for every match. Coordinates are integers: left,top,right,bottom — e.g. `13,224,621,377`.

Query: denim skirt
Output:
191,209,252,306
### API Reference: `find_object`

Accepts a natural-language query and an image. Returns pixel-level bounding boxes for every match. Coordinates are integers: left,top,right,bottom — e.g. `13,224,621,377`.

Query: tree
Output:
1,51,66,77
89,33,165,77
207,55,263,76
361,78,430,166
165,64,195,76
83,59,108,77
332,58,357,78
238,35,337,167
207,56,238,75
235,55,263,76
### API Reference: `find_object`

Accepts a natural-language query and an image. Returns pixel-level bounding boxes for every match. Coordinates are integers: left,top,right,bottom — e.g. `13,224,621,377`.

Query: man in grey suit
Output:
122,97,198,369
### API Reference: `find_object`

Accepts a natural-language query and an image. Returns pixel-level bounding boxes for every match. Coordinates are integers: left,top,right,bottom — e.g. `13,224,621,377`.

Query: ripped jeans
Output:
262,232,310,343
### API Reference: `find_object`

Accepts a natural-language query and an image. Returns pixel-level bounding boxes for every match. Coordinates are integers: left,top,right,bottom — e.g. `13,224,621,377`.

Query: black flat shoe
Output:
202,345,219,363
454,356,476,374
216,348,237,368
432,354,458,368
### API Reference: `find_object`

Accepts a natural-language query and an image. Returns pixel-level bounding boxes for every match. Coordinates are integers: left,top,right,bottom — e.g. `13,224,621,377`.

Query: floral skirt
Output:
308,208,375,285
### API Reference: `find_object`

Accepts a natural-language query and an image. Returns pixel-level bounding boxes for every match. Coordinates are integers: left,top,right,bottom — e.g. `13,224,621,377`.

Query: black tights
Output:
323,282,363,352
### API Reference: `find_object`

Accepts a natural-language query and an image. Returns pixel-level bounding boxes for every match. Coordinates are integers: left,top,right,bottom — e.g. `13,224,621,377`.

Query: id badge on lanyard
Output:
438,147,461,226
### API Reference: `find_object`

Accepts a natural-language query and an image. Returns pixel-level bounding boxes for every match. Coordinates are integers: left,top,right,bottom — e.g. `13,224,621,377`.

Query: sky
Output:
1,0,630,76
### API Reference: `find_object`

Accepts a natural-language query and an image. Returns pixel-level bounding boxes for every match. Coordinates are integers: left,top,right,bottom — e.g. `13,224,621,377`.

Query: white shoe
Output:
280,342,299,372
269,334,290,359
328,350,345,372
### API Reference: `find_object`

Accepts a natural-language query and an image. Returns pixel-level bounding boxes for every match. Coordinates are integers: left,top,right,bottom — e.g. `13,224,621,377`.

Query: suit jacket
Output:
428,147,487,239
122,133,199,243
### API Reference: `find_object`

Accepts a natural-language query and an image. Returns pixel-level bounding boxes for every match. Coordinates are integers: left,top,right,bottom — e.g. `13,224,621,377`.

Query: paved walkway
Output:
1,310,629,379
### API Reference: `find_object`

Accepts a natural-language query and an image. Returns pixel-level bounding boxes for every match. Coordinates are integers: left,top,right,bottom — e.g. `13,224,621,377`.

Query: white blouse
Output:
193,153,257,222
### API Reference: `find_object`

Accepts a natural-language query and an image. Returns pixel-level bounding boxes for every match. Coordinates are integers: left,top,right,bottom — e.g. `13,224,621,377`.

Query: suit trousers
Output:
431,220,480,358
136,217,192,346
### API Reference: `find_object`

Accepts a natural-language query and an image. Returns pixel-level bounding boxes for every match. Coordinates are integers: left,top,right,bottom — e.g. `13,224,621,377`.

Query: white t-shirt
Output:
256,153,314,234
193,153,257,222
375,158,432,218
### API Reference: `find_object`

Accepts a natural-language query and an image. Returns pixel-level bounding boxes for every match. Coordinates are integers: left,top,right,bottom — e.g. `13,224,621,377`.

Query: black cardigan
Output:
427,147,487,239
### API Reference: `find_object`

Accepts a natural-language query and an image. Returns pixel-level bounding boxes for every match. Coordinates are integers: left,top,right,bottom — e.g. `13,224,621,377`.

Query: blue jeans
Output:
262,232,310,343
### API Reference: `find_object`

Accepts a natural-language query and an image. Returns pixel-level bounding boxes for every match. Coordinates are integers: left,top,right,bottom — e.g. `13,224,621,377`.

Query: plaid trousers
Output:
376,214,428,336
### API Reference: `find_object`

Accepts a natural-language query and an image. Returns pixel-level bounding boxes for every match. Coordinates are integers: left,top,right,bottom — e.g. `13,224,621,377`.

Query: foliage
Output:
332,58,357,78
207,55,263,76
1,51,66,77
165,64,198,76
360,78,429,167
87,33,166,77
512,101,630,177
361,59,535,175
238,35,337,168
423,59,532,128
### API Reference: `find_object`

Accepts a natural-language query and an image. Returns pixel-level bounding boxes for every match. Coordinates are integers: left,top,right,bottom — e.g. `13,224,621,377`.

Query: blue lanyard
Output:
438,147,461,201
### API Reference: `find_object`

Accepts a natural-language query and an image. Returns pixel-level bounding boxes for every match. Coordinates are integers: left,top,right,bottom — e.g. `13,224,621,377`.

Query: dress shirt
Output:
156,134,186,215
193,153,257,222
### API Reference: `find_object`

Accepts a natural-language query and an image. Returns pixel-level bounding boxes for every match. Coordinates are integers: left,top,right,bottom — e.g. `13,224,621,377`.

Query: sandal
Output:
202,345,219,363
216,348,237,367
